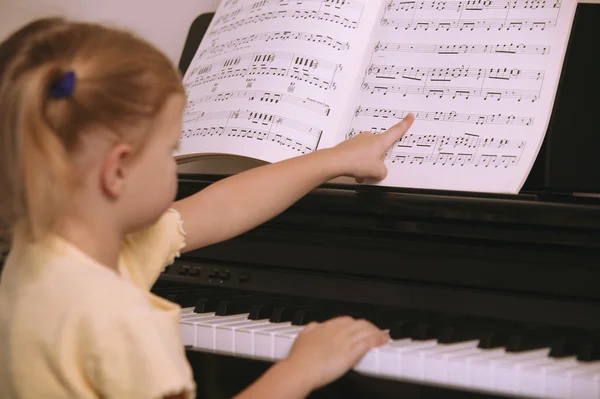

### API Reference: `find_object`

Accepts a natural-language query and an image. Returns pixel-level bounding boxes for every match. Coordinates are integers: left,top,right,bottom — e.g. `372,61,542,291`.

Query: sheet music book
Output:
176,0,578,194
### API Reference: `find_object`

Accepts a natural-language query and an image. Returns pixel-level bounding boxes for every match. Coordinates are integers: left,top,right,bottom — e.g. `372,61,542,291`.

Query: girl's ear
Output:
100,142,133,199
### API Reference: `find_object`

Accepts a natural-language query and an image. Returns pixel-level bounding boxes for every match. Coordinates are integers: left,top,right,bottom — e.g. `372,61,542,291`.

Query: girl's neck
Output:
54,215,123,273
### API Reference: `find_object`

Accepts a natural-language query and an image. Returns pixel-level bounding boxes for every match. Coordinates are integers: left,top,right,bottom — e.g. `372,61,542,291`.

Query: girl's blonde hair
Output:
0,18,185,242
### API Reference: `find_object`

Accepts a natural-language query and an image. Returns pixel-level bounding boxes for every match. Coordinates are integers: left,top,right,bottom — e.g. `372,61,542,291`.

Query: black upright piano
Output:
154,3,600,398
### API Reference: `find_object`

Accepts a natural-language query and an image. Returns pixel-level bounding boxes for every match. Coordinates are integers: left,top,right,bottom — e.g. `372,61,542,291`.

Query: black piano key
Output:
247,296,298,320
194,293,249,313
270,305,301,323
249,303,276,320
577,331,600,362
437,318,495,344
216,295,269,316
505,325,556,353
163,289,217,307
292,307,334,325
548,329,585,358
477,322,516,349
386,310,439,340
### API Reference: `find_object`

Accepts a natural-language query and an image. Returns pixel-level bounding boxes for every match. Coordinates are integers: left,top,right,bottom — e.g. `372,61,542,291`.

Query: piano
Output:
2,3,600,399
156,3,600,398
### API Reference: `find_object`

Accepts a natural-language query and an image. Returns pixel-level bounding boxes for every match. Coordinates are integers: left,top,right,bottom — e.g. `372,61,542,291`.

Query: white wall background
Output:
0,0,220,64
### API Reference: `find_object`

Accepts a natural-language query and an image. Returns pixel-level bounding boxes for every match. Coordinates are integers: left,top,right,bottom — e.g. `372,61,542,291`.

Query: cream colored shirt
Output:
0,209,196,399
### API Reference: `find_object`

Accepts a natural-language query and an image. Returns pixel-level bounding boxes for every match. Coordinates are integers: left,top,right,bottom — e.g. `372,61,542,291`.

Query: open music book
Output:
176,0,577,194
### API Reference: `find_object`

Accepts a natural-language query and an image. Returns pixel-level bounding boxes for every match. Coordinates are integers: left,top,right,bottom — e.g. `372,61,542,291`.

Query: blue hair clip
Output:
49,70,76,98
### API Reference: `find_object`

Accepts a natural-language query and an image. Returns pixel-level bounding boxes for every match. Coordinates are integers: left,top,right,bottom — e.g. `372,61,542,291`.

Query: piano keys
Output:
153,285,600,398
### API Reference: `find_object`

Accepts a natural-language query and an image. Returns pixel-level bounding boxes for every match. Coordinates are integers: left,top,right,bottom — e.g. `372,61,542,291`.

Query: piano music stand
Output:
177,4,600,198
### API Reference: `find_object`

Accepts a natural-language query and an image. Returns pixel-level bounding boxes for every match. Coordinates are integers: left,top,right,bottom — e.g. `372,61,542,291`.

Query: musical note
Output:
373,42,550,55
382,0,561,31
186,51,339,91
381,18,555,31
352,106,534,126
345,131,525,168
181,108,323,155
180,126,317,155
187,90,331,116
361,62,544,102
385,0,561,13
210,2,365,36
197,31,351,61
214,0,365,29
366,65,543,81
361,83,540,102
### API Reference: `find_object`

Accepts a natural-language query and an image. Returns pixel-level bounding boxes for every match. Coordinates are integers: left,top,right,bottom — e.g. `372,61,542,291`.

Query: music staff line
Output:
187,51,341,90
210,8,362,36
367,65,544,82
352,106,534,126
181,126,319,155
213,0,365,28
345,131,525,167
361,82,540,101
381,17,556,31
187,90,331,116
184,109,323,138
374,42,550,55
196,31,350,62
385,0,561,13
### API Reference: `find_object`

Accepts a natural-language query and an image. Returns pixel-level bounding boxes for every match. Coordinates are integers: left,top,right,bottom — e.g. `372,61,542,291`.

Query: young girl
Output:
0,18,414,399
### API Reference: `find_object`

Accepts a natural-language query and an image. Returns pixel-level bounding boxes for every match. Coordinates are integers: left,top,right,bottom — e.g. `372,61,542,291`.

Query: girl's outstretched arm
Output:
173,115,414,252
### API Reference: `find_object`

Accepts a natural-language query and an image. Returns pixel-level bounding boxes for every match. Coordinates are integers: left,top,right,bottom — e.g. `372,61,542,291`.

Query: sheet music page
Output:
176,0,383,163
337,0,578,193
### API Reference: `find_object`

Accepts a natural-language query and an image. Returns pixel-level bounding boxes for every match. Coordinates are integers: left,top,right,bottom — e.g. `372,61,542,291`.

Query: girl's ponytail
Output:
13,64,74,239
0,17,184,242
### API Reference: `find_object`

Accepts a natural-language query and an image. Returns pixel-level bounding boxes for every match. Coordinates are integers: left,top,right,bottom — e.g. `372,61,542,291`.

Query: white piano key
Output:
384,339,438,378
180,307,196,316
425,346,481,384
255,325,301,360
402,341,478,380
355,347,381,375
236,322,292,357
179,313,217,346
377,339,412,379
195,314,250,350
447,347,505,387
215,319,271,354
471,348,549,391
180,312,216,321
518,356,577,398
571,364,600,399
273,326,304,359
493,351,555,395
546,361,600,399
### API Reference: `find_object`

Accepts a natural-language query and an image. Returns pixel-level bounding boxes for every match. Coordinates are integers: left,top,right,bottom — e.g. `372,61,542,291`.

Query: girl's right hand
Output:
282,316,390,390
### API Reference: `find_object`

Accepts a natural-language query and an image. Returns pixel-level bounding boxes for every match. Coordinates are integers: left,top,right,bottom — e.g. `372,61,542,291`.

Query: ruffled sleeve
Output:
120,208,187,290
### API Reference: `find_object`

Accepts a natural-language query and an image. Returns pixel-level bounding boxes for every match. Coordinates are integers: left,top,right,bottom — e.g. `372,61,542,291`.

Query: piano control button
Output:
218,270,230,280
208,269,220,279
189,268,200,277
238,273,251,282
178,266,190,275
